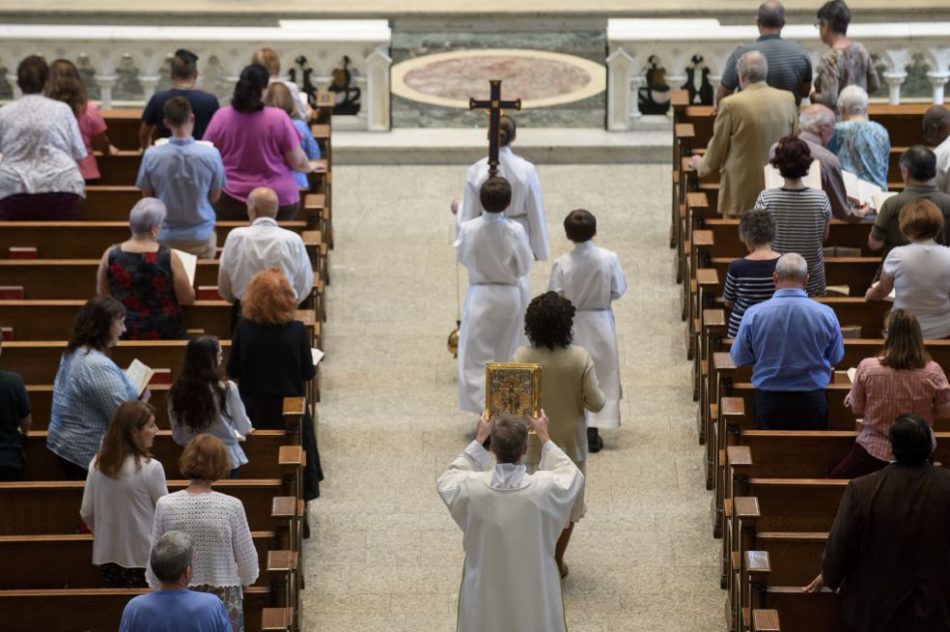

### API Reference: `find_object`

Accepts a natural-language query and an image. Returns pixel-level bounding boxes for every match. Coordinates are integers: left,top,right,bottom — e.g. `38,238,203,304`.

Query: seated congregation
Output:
0,45,328,632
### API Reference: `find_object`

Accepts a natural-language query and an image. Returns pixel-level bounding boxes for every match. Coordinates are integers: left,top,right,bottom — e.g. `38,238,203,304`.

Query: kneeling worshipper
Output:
437,413,584,632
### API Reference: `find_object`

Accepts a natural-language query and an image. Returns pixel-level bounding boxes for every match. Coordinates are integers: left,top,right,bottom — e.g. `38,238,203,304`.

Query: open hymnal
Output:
172,249,198,286
869,280,896,302
846,367,858,383
841,171,883,208
311,348,325,367
871,190,898,212
126,359,155,397
764,160,821,190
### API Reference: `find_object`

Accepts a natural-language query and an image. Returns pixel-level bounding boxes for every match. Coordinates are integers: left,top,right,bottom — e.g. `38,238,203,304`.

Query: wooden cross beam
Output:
469,80,522,178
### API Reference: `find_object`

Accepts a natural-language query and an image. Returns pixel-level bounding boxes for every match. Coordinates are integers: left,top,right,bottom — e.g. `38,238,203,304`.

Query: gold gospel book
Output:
485,362,542,419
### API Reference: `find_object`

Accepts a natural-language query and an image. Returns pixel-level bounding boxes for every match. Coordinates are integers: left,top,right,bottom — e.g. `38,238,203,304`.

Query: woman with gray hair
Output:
96,197,195,339
831,85,891,190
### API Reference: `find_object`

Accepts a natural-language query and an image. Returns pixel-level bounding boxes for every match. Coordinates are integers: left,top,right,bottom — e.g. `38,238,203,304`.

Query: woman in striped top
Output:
754,135,832,296
722,209,780,338
830,309,950,479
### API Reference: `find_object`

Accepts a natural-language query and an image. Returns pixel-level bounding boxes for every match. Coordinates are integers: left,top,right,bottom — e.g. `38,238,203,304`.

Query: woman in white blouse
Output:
0,55,86,219
866,200,950,338
148,434,259,632
80,400,167,587
168,335,253,477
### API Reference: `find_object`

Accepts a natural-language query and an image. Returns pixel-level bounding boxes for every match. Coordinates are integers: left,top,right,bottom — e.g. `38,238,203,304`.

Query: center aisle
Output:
301,164,725,631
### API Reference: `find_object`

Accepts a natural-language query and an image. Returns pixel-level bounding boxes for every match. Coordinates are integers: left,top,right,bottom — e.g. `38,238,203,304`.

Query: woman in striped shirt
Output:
830,309,950,478
754,135,832,296
722,209,780,338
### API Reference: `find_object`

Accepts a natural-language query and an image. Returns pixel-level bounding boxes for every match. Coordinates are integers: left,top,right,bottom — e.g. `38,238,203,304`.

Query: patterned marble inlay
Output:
392,48,605,109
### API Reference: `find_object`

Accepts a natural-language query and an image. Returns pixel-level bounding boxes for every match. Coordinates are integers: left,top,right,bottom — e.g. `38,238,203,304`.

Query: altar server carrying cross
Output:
469,80,522,177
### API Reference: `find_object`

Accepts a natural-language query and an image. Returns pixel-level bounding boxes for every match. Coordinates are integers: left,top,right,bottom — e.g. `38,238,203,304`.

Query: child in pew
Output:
80,400,167,588
548,209,627,452
0,334,32,481
263,82,321,192
169,336,254,478
830,309,950,478
722,209,780,339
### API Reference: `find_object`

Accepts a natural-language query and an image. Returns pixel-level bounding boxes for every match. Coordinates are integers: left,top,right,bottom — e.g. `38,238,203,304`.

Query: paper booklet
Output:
312,348,325,367
846,367,857,383
172,249,198,286
764,160,821,190
126,359,155,397
871,190,897,212
870,280,896,302
841,171,884,208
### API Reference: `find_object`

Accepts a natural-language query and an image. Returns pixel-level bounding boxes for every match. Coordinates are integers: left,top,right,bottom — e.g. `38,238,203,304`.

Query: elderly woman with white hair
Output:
831,85,891,190
96,197,195,339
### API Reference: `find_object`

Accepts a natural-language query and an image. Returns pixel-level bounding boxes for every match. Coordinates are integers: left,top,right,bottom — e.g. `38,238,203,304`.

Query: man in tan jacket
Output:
691,50,799,217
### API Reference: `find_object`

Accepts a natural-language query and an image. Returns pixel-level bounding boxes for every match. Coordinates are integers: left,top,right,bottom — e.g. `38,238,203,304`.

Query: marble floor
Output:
300,162,725,631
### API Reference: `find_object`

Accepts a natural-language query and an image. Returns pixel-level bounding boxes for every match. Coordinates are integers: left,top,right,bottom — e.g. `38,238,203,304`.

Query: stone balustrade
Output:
0,19,393,131
607,18,950,130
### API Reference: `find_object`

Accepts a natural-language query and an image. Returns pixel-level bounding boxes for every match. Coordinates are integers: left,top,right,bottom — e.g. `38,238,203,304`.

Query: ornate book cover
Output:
485,362,542,419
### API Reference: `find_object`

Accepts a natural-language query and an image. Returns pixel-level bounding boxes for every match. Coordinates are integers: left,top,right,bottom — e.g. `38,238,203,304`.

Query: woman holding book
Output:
80,401,167,587
831,309,950,478
47,296,141,480
513,291,605,578
169,336,253,478
96,197,195,340
227,268,322,503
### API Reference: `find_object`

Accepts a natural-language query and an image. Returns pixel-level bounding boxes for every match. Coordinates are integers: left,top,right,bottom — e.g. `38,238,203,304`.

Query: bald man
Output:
924,106,950,194
217,186,313,306
717,1,812,105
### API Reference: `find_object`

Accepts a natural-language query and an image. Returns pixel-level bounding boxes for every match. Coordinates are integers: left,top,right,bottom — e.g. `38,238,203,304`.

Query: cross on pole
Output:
469,80,522,178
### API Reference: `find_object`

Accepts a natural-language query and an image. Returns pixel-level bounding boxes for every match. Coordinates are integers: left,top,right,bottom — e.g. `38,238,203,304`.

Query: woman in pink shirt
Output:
47,59,117,183
203,64,314,221
831,309,950,478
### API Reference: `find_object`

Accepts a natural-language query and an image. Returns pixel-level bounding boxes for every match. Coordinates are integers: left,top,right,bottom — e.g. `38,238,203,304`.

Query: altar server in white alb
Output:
548,209,627,451
455,177,534,413
437,412,583,632
458,115,549,264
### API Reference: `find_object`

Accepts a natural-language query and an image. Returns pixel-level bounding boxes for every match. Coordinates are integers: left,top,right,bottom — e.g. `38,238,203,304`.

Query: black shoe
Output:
587,428,604,453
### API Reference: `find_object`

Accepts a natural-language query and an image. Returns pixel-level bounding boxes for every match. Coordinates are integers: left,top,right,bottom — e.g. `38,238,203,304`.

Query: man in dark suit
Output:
805,414,950,631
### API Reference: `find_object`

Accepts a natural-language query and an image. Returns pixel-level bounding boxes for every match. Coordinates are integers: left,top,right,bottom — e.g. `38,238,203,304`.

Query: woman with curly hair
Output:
513,291,605,578
46,58,117,183
169,336,253,478
227,268,322,502
753,135,832,296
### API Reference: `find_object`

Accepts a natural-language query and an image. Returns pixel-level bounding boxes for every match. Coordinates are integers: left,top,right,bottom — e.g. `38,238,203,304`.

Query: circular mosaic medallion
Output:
391,48,605,109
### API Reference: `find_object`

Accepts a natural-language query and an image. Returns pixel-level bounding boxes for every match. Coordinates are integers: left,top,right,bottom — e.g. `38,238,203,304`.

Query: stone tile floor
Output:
301,163,725,631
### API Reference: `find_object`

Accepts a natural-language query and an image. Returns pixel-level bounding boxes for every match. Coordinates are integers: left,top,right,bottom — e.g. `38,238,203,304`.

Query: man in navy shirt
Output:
732,252,845,429
119,531,231,632
139,49,219,148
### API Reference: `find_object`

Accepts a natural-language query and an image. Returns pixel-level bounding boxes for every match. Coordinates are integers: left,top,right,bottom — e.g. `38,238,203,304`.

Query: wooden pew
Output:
80,186,327,230
0,585,281,632
0,299,234,341
0,531,280,589
0,221,311,257
0,479,295,535
94,152,328,187
707,257,881,297
0,340,229,384
26,385,169,430
21,430,299,480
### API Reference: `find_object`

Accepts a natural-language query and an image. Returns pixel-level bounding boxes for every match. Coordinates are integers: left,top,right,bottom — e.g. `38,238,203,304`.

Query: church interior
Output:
1,0,950,630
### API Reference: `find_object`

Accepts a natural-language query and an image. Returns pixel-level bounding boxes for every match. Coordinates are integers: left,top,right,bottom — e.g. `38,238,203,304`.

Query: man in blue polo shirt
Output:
119,531,230,632
732,252,845,429
137,96,226,259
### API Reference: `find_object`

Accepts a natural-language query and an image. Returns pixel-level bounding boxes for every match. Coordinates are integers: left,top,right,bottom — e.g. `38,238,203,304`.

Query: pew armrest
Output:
266,549,298,573
726,445,752,468
744,550,771,576
278,445,305,470
261,607,294,631
271,496,297,522
733,496,760,522
721,397,745,419
696,268,718,288
751,609,780,632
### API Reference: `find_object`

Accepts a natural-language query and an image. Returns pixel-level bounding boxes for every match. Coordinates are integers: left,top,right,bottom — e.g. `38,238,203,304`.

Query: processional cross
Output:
469,80,522,177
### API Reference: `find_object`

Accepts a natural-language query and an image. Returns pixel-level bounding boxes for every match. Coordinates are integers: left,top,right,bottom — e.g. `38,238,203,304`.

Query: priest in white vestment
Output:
548,210,627,449
437,412,584,632
455,177,534,413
